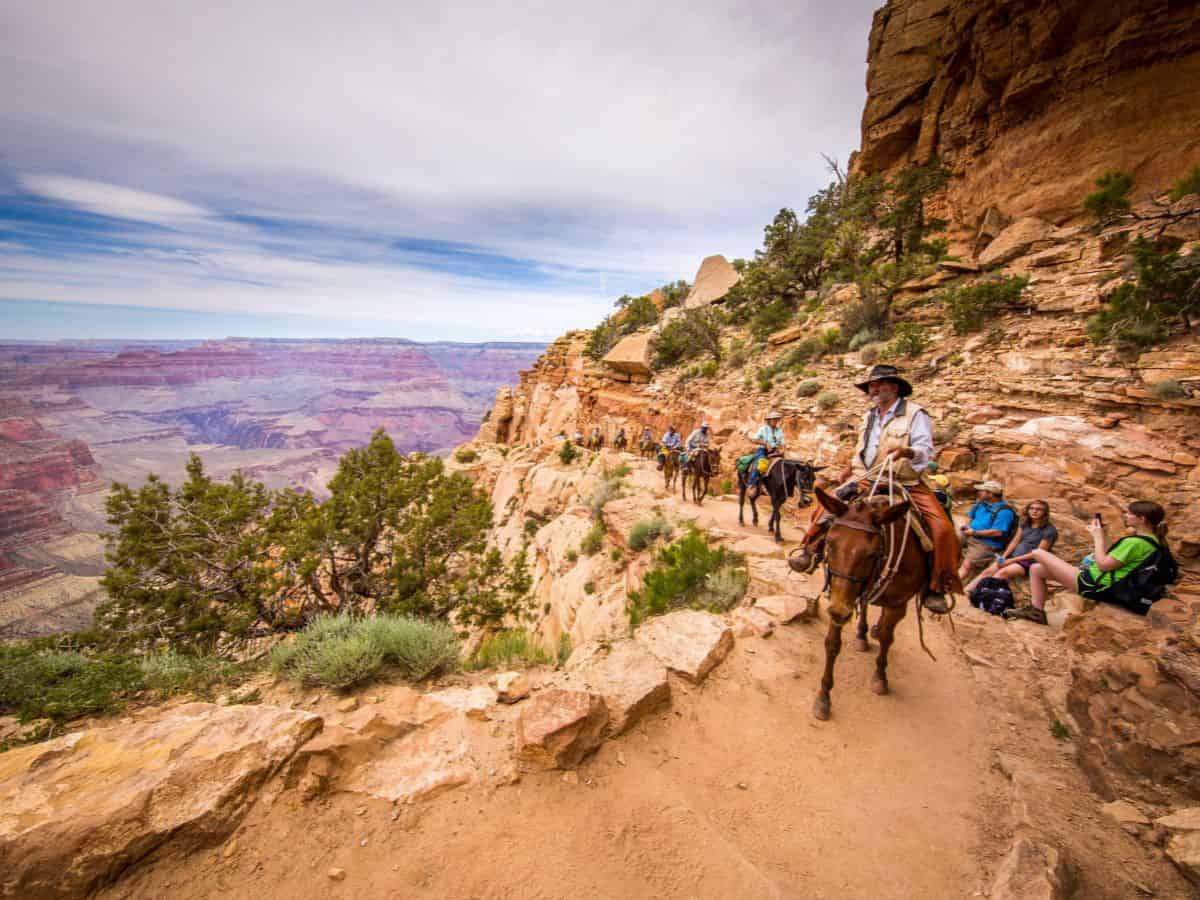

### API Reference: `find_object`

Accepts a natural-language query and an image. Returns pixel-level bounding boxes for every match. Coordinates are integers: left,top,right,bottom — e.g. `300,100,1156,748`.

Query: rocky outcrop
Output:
684,255,740,308
1065,597,1200,805
635,610,734,683
858,0,1200,231
0,703,321,900
515,689,609,769
601,332,654,378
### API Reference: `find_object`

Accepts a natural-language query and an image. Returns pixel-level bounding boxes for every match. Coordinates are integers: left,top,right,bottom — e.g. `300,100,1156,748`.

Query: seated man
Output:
788,365,962,613
957,481,1017,585
657,424,681,470
747,411,785,493
684,422,712,466
614,427,627,449
640,425,654,450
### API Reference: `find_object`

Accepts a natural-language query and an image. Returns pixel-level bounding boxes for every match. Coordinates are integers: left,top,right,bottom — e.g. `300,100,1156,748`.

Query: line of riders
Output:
562,362,1179,624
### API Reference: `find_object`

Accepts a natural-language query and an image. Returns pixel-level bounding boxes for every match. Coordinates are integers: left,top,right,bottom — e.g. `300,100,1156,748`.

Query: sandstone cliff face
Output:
857,0,1200,230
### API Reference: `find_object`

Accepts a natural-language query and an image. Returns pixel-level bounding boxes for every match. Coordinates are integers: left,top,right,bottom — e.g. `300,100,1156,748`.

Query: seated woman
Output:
1003,500,1169,625
965,499,1057,595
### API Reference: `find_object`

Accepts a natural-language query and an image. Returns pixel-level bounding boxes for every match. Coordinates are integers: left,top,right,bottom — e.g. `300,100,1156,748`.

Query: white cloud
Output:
19,175,211,225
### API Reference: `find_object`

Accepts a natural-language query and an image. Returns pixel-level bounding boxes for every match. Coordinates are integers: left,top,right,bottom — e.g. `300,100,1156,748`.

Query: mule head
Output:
823,497,910,625
790,463,826,508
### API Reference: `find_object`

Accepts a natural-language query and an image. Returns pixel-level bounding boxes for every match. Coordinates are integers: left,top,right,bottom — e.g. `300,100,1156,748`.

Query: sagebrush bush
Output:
699,359,719,378
628,516,674,552
270,612,458,688
816,391,839,410
848,327,879,350
628,530,747,625
453,447,478,464
139,650,232,693
0,644,144,724
558,440,579,465
1149,379,1189,400
797,379,821,397
469,629,551,670
581,520,605,555
940,276,1029,334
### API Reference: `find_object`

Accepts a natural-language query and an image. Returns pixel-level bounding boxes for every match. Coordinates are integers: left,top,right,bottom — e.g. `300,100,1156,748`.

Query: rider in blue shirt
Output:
657,425,681,469
747,411,785,488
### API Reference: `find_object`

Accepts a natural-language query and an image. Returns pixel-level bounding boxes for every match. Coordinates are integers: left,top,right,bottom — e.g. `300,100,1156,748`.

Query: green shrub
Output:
653,308,723,369
556,633,574,667
1087,237,1200,353
819,326,844,351
797,379,821,397
581,520,605,556
698,359,719,379
941,276,1029,334
750,299,794,341
848,327,879,350
1169,165,1200,202
453,447,478,464
139,650,233,694
628,530,748,625
859,344,881,365
718,477,734,495
816,391,839,411
888,322,929,357
565,548,579,564
269,612,458,688
0,645,145,724
611,462,632,478
1149,379,1189,400
558,440,579,465
628,516,673,552
756,371,774,393
610,547,625,563
1083,170,1134,221
470,629,551,670
583,581,596,595
583,317,621,361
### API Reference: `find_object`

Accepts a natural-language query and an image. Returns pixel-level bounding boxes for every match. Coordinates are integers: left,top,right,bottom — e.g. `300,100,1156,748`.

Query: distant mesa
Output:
684,255,739,309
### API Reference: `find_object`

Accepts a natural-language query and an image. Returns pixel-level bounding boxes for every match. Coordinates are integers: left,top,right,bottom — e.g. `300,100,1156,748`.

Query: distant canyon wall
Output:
856,0,1200,231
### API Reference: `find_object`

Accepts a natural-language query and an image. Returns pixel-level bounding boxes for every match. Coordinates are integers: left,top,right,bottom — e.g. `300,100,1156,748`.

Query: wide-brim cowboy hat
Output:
855,364,913,397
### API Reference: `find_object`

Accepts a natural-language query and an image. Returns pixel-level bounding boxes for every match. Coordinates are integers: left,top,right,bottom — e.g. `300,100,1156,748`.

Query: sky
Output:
0,0,879,342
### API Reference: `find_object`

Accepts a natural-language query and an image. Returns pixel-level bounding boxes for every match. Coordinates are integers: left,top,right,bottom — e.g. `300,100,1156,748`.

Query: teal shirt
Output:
753,424,785,449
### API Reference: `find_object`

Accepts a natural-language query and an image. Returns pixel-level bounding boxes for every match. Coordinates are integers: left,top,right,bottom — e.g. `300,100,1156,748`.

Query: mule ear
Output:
875,500,911,525
815,486,848,517
812,465,828,473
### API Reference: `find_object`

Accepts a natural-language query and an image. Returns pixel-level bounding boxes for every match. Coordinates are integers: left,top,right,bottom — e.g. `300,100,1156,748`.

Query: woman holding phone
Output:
1002,500,1171,625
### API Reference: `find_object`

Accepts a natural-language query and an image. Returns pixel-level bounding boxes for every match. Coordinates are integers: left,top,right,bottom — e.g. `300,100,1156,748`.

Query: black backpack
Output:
1100,536,1180,615
969,577,1015,617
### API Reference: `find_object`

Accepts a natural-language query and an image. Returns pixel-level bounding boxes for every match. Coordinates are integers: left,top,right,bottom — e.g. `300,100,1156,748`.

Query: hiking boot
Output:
788,546,820,574
1003,606,1047,625
921,591,951,615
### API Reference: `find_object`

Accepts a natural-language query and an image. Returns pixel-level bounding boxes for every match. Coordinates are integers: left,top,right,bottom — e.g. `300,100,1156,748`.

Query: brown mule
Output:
662,447,681,492
680,447,720,505
810,486,930,721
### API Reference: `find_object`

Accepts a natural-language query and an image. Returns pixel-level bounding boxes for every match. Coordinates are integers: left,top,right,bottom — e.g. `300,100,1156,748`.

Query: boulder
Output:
572,640,670,734
731,605,776,638
1099,799,1149,827
684,255,740,309
634,610,734,683
0,703,321,900
493,671,532,704
601,332,654,377
989,837,1070,900
515,689,609,769
767,324,806,345
1158,808,1200,885
978,217,1057,268
754,592,819,624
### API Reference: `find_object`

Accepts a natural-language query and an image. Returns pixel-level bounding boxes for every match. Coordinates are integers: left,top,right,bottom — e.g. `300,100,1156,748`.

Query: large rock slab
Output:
0,703,321,900
684,255,740,308
572,640,670,734
515,689,608,769
601,332,654,377
978,217,1057,268
989,836,1070,900
1158,808,1200,885
755,591,819,624
634,610,734,683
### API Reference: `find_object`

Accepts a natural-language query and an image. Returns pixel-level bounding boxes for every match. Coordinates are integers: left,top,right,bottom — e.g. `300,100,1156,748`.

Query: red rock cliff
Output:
857,0,1200,230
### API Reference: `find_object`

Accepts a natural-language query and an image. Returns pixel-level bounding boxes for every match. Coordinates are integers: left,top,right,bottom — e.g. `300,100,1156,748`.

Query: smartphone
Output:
1093,513,1103,526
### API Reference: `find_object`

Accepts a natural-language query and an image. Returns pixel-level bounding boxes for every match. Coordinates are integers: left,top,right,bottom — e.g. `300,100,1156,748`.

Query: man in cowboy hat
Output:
788,364,962,613
747,410,785,492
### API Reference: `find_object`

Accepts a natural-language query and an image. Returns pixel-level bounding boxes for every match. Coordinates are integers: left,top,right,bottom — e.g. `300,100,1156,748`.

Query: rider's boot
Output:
921,591,951,615
788,539,823,574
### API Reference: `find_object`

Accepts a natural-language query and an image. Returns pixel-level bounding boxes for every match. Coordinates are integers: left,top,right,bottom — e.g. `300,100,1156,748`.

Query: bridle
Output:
822,511,909,607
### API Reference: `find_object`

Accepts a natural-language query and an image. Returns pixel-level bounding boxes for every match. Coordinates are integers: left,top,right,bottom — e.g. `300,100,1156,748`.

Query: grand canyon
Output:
0,338,543,636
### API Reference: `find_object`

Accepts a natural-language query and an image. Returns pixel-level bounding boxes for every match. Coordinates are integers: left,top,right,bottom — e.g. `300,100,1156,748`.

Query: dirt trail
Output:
96,456,1192,899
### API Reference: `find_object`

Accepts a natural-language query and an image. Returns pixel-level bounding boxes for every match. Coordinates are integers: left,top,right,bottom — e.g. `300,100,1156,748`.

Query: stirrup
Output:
921,591,952,615
788,545,820,574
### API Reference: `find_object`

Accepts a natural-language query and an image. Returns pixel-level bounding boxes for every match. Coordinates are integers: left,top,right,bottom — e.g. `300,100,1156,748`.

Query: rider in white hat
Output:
685,421,712,452
747,410,785,491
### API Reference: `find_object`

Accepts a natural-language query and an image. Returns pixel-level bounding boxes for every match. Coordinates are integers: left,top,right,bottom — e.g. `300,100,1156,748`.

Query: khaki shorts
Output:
961,536,999,574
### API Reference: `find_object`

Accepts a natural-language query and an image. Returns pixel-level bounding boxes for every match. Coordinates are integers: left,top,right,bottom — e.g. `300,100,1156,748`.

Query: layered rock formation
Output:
857,0,1200,232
